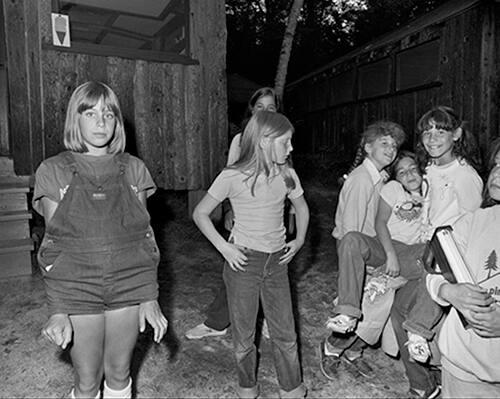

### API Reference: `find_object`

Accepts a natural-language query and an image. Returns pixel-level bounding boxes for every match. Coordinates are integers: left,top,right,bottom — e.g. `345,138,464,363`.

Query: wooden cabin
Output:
285,0,500,162
0,0,227,277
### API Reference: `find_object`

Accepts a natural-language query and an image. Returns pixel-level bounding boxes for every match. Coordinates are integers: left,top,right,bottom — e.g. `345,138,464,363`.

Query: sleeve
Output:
207,170,233,203
426,274,450,306
337,173,374,233
127,156,157,198
287,168,304,200
380,181,400,209
227,134,242,166
451,212,473,253
455,166,483,212
32,160,68,216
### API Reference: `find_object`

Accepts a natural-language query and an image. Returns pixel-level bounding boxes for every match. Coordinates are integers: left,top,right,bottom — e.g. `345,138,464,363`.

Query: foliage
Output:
226,0,450,83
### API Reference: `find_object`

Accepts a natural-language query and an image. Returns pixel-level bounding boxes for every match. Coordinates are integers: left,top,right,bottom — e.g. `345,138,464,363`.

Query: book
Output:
423,225,475,328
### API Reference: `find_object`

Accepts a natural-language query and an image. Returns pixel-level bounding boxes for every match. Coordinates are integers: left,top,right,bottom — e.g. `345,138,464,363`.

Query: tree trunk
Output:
274,0,304,105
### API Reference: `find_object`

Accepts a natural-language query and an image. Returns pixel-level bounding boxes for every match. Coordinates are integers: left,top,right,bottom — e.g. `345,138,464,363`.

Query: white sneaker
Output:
406,332,430,363
185,323,227,340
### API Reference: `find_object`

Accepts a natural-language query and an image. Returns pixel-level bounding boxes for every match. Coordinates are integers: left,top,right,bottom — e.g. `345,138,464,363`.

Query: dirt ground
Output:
0,158,411,398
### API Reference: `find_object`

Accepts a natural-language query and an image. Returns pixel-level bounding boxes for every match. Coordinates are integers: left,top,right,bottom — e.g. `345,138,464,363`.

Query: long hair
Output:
415,106,481,171
64,81,125,154
231,111,295,195
482,137,500,208
340,121,406,183
240,87,280,130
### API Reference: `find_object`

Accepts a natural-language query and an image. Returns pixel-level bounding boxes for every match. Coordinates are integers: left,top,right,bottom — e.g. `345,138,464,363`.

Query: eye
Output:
104,112,115,119
83,110,96,118
267,105,277,112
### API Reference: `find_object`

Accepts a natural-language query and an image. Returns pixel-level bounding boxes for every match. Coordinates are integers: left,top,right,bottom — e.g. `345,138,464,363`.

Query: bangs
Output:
76,85,119,115
417,108,459,133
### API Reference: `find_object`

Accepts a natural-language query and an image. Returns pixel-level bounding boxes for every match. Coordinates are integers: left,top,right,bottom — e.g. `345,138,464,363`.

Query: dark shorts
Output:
37,234,159,315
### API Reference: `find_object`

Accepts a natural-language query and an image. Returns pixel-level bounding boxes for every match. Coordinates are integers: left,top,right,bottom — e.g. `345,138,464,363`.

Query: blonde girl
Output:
34,81,167,398
193,111,309,398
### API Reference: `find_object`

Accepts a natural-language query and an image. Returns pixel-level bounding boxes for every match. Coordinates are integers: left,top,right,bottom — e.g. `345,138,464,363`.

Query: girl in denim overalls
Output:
193,111,309,398
33,82,167,399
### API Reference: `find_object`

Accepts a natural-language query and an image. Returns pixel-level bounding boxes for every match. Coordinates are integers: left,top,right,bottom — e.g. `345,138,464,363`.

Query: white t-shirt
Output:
425,158,483,229
380,180,425,245
208,168,304,252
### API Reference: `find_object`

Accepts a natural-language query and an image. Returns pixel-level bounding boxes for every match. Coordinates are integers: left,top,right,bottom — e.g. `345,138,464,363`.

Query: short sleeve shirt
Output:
380,180,425,245
208,168,304,252
33,152,156,216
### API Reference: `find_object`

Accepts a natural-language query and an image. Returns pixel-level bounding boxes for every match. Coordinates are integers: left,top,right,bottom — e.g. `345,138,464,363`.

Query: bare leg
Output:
103,306,140,389
69,314,105,398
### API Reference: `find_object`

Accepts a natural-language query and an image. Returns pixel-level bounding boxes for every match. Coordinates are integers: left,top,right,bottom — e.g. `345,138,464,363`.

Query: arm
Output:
193,193,248,271
39,197,73,348
375,197,400,277
280,195,309,265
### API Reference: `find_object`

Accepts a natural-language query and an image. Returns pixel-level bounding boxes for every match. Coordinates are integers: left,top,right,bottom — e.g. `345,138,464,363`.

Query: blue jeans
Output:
391,279,440,392
223,247,303,393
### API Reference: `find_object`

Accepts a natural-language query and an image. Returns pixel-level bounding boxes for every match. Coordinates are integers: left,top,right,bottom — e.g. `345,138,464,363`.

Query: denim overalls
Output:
37,152,159,315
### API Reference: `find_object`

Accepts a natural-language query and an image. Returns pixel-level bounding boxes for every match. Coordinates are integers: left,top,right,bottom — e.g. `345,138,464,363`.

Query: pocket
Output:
141,233,161,265
37,237,63,273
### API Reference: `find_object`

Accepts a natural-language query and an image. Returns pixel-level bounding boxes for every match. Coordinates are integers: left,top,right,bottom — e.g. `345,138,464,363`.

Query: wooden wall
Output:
285,0,499,163
3,0,227,190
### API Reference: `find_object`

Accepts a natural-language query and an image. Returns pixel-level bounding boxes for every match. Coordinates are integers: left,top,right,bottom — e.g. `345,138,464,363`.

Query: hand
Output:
470,302,500,338
384,252,400,277
42,313,73,349
439,283,495,323
279,239,304,265
223,209,234,232
220,242,248,272
139,300,168,343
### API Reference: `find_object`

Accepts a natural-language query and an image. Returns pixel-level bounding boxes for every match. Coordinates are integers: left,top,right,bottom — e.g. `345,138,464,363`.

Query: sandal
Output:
325,314,357,334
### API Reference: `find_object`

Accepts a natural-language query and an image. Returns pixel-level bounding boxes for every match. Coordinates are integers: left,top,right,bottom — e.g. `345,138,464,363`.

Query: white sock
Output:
103,378,132,399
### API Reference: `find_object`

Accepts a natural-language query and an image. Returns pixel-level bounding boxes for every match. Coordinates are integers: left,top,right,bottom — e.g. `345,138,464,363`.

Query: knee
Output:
234,341,254,361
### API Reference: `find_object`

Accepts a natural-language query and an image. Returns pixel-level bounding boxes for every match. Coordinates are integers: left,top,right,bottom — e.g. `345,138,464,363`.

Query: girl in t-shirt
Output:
34,81,167,399
192,111,309,398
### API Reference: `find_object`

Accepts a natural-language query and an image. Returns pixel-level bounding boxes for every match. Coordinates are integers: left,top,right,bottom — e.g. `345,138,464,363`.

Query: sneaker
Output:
185,323,227,340
342,353,375,379
318,339,342,380
325,314,357,334
406,332,430,363
408,385,441,399
261,319,270,340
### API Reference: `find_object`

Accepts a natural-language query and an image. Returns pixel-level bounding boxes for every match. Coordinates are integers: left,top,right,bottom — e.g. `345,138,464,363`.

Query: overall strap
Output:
115,152,130,175
61,151,78,175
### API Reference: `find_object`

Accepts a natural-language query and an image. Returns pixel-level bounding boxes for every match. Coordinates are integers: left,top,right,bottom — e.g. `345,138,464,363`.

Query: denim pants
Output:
334,231,425,318
402,276,444,340
205,281,230,331
391,279,440,392
223,247,302,392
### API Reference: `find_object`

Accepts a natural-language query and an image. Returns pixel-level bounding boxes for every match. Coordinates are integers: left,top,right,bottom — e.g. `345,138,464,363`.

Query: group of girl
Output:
320,106,500,398
35,80,499,399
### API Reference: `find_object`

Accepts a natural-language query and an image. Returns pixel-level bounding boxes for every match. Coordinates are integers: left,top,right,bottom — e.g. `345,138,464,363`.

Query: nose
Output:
96,113,105,126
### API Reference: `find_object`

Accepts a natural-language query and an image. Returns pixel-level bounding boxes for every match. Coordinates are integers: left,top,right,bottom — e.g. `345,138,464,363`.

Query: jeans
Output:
391,279,440,392
402,276,444,340
205,282,230,331
223,248,303,392
334,232,425,318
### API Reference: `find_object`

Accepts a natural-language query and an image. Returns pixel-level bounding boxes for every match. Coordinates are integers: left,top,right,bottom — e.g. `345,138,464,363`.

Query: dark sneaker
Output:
318,339,342,381
342,353,375,379
409,385,441,399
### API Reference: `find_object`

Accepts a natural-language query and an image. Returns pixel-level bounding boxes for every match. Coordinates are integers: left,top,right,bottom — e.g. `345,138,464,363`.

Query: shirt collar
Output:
362,158,382,185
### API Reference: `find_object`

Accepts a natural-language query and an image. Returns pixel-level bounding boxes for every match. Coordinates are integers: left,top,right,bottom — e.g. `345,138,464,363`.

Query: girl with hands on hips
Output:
193,111,309,398
34,82,167,399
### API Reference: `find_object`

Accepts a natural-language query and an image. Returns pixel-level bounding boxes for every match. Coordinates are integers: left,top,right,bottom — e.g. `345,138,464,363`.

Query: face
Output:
487,151,500,201
252,95,277,114
365,135,398,170
395,157,422,193
78,98,116,155
272,130,293,165
421,121,461,166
